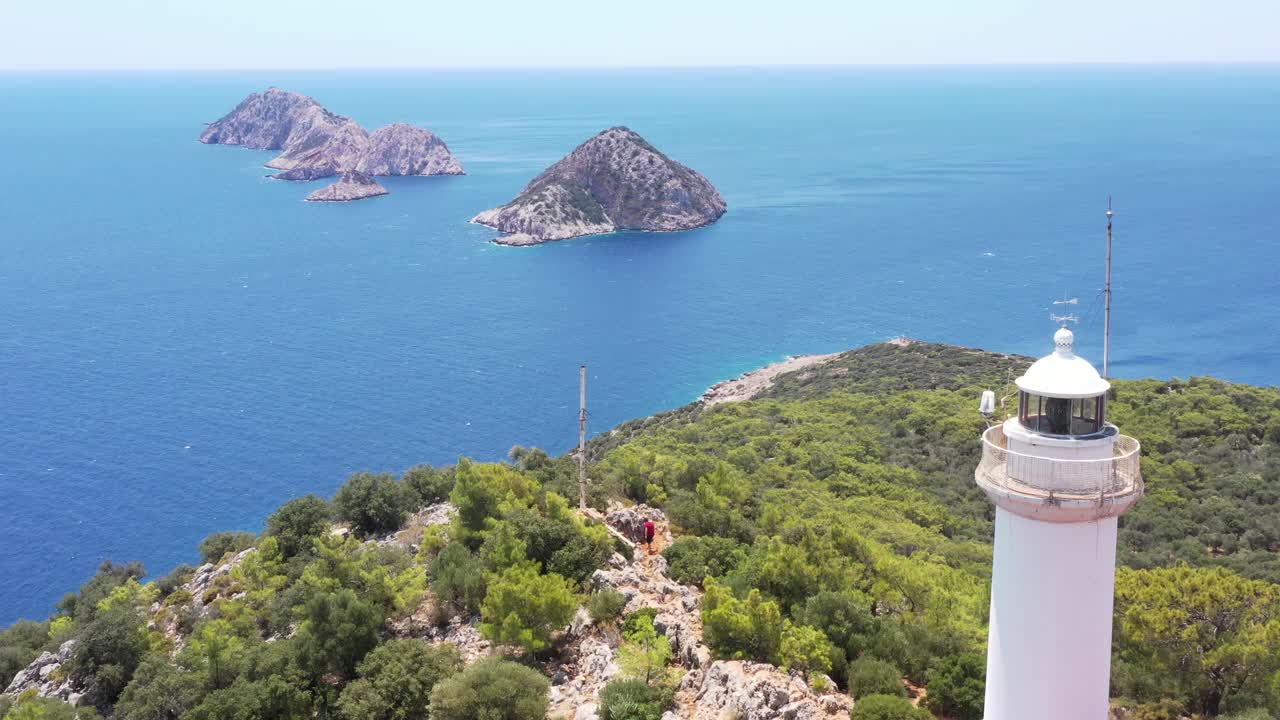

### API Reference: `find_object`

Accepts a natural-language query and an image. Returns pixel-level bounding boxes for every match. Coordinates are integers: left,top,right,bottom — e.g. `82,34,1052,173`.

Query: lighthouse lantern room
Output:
974,327,1143,720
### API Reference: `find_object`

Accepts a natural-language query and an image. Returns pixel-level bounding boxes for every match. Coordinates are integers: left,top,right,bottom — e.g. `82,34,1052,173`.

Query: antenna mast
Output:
578,364,588,510
1104,198,1114,378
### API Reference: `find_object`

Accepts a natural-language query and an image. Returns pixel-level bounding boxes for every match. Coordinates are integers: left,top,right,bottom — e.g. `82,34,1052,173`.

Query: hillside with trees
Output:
3,341,1280,720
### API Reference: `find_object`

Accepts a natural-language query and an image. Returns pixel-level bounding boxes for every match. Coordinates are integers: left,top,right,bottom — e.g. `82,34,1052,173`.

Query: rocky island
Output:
357,123,464,177
199,88,463,202
472,127,726,246
305,171,388,202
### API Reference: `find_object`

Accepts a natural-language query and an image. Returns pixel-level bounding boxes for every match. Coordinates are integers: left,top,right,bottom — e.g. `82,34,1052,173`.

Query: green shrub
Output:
153,565,196,599
56,560,145,623
1219,710,1274,720
334,472,411,537
1,696,104,719
701,579,782,663
622,608,658,637
795,591,876,660
449,460,538,537
183,676,310,720
662,536,745,586
848,656,904,700
479,566,578,654
198,532,257,565
68,602,150,705
0,621,49,691
617,613,671,686
924,652,984,720
850,694,930,720
114,654,205,720
292,589,383,682
265,495,332,559
598,679,671,720
428,656,548,720
429,543,487,615
336,640,462,720
548,532,612,585
402,465,455,507
780,622,835,677
588,589,627,624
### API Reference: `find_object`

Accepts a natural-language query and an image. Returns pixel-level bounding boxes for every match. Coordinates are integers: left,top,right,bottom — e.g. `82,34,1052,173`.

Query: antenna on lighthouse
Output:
1050,297,1079,327
578,364,588,510
1104,198,1114,378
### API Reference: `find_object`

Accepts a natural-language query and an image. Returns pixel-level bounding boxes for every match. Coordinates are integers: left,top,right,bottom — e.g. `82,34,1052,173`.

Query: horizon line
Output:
3,60,1280,73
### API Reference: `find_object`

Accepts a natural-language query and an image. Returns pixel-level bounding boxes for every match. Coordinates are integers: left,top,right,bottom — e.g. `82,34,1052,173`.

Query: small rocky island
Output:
305,171,388,202
199,88,463,202
472,127,726,245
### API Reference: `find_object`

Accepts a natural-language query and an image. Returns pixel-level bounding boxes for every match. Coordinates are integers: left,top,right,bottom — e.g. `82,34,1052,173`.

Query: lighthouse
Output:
974,327,1142,720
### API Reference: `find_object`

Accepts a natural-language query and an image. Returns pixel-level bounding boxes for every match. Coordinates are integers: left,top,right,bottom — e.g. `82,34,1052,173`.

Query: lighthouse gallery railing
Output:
977,425,1142,497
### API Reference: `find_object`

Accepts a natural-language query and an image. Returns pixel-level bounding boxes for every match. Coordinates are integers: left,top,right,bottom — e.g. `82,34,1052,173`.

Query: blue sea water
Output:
1,67,1278,624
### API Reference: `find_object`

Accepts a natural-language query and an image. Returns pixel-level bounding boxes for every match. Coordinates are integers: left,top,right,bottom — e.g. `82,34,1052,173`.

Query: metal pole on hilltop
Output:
578,364,588,510
1104,198,1114,378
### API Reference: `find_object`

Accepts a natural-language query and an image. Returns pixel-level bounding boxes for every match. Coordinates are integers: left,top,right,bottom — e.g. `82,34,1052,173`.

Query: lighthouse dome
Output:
1015,327,1110,399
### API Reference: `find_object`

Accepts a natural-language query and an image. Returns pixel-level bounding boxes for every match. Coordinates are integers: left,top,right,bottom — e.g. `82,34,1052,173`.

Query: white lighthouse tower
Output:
974,327,1143,720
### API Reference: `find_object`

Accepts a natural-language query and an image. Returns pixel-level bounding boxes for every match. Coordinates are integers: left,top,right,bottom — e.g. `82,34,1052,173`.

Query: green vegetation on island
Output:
3,341,1280,720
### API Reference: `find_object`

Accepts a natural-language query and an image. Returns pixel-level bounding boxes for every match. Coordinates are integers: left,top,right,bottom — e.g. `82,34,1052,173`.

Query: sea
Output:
1,67,1277,624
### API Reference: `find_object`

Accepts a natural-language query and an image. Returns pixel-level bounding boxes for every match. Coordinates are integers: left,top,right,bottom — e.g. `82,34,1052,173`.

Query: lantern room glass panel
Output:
1019,392,1106,436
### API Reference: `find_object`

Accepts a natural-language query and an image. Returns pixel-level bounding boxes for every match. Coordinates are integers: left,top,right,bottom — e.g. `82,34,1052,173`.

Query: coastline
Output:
699,352,844,406
473,217,724,248
699,338,921,406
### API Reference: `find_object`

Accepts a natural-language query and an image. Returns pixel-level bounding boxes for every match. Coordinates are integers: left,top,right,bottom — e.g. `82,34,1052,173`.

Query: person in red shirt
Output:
643,519,656,549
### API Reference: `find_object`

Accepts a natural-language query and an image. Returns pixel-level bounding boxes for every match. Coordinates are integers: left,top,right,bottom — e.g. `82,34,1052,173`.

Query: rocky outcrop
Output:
587,505,849,720
593,506,710,675
199,88,368,174
357,124,464,176
547,608,622,718
270,164,338,182
680,661,852,720
305,172,389,202
199,88,327,152
472,127,725,245
3,640,87,707
200,88,463,199
422,615,491,664
266,116,369,173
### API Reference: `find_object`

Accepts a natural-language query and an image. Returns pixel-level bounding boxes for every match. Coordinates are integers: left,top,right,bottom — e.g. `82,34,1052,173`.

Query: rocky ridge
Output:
199,88,463,201
5,501,849,719
588,505,851,720
357,123,464,177
305,171,389,202
472,127,726,245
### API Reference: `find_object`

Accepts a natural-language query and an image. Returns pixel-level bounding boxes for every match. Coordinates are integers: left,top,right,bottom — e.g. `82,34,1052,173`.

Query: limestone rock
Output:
685,661,853,720
357,123,464,176
199,87,368,173
199,87,322,150
305,172,388,203
271,164,338,182
472,126,725,245
200,88,463,200
267,116,369,173
422,615,490,663
606,505,665,545
4,640,83,704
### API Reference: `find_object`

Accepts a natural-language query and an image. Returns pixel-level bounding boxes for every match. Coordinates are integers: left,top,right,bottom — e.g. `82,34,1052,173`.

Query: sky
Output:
1,0,1278,70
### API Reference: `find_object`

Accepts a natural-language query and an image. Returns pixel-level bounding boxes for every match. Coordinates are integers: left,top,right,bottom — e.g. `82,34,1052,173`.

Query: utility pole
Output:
578,364,588,510
1104,198,1114,378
